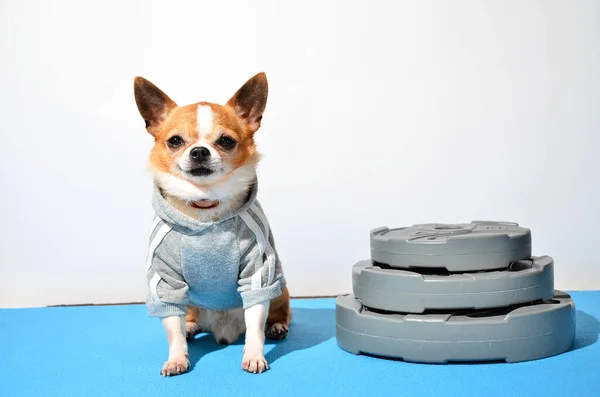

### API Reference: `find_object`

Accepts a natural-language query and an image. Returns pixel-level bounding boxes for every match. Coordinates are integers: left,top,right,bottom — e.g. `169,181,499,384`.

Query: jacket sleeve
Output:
237,203,286,309
145,219,189,317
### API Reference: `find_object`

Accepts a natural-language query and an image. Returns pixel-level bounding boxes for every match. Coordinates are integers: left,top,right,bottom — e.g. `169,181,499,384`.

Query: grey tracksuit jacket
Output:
145,182,286,317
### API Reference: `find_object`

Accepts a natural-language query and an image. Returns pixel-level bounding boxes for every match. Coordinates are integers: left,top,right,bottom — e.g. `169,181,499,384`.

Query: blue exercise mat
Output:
1,292,599,397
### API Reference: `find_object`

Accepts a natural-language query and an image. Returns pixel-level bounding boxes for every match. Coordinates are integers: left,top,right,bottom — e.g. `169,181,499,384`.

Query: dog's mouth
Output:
190,199,220,209
188,167,214,177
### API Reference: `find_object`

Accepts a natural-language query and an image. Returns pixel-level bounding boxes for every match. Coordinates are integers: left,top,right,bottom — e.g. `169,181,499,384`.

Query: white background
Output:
1,0,598,308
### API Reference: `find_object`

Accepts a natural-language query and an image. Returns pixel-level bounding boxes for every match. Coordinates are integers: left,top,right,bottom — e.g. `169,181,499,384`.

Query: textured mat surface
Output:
1,292,599,397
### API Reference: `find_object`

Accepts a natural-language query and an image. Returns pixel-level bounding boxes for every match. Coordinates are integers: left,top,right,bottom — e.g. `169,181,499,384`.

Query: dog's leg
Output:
242,301,269,373
266,286,291,340
185,305,202,341
160,316,190,376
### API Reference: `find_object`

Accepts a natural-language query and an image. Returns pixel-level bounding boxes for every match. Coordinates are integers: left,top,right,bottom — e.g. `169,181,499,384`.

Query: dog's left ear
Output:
227,72,268,133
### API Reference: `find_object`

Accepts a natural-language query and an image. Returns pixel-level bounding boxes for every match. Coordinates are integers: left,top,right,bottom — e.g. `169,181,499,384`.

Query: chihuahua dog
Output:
134,72,291,376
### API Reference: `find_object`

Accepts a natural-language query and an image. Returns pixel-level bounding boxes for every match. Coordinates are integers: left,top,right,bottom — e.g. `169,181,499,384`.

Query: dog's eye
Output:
167,136,184,148
216,136,236,150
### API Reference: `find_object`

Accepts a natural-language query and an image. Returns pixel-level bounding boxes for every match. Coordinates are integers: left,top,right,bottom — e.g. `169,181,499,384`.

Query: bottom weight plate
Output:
352,256,554,313
336,291,575,363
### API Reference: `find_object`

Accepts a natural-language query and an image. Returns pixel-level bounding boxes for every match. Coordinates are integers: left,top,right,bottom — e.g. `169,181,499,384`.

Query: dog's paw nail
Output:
242,353,268,374
266,323,289,340
161,355,190,377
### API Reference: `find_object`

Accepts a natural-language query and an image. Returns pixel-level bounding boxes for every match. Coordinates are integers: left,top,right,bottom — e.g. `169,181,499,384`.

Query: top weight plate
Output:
370,221,532,272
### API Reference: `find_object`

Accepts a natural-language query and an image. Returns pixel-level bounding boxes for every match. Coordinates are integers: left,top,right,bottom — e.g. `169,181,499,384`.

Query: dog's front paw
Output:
161,354,190,376
242,346,268,374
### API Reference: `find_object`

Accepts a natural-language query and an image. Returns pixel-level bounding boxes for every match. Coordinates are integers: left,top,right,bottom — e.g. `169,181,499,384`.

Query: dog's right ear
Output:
133,76,177,136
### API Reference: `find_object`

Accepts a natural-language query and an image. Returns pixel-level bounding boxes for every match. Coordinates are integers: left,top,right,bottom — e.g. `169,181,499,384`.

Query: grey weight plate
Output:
371,221,532,272
336,291,575,363
353,256,554,313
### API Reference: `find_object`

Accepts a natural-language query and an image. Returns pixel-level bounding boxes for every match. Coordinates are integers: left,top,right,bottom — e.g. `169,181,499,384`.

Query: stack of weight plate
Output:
336,221,576,363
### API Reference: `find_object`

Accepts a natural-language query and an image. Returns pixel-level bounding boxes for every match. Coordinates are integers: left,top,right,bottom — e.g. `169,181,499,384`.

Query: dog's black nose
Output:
190,146,211,161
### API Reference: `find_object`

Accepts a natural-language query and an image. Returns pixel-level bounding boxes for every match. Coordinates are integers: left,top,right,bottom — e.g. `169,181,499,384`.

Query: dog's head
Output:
133,73,268,203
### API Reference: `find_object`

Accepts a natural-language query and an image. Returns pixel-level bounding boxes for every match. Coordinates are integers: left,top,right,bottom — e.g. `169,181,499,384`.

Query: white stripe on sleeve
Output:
249,203,270,242
149,272,162,301
240,210,277,289
146,223,172,271
150,216,161,234
248,205,276,285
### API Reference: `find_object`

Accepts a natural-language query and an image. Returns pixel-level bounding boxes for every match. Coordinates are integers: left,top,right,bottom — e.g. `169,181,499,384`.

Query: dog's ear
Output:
226,72,268,133
133,77,177,136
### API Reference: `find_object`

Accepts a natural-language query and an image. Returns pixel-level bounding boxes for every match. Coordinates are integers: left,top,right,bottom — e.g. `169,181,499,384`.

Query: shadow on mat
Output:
185,308,335,369
265,308,335,365
187,333,244,369
571,310,600,351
